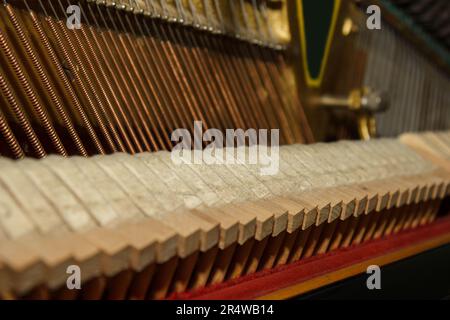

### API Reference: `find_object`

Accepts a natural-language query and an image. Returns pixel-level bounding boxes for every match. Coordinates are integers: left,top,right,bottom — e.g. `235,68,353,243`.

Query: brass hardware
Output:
314,87,389,140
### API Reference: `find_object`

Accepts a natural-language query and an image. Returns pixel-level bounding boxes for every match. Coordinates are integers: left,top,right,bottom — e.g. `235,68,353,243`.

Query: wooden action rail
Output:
174,213,450,300
0,131,449,299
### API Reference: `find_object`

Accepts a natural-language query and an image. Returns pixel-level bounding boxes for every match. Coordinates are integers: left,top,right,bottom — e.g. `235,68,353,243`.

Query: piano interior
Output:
0,0,449,300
